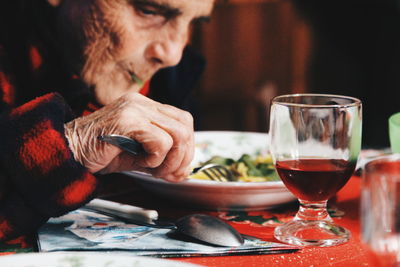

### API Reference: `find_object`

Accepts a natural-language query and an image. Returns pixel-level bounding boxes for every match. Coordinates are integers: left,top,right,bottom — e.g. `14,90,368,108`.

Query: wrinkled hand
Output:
64,93,194,182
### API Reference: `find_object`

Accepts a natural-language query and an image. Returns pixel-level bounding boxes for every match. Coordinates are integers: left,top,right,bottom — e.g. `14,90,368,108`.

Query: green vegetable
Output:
204,156,235,166
238,154,262,176
257,163,276,176
194,154,281,182
131,74,144,87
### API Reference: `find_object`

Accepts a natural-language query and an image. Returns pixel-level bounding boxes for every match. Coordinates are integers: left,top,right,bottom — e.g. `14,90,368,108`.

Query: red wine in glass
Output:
270,94,362,247
276,159,356,201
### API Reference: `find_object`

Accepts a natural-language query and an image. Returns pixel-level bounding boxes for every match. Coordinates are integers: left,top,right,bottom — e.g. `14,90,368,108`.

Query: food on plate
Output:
189,154,281,182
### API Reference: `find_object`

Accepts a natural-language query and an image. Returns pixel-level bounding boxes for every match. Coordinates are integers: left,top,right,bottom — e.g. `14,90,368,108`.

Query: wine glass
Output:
269,94,362,247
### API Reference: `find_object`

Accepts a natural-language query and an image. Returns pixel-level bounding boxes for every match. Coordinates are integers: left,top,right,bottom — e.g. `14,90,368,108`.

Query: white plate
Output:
125,131,296,211
0,252,202,267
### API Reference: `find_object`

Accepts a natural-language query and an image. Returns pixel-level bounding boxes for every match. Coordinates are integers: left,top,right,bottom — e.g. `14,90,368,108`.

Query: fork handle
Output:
98,135,144,155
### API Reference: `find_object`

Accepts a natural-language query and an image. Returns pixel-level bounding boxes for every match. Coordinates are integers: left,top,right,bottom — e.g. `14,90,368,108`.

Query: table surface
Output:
175,176,375,267
100,174,377,267
0,174,379,267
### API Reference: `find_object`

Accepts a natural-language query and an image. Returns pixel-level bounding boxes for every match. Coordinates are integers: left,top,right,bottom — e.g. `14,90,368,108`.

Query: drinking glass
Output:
269,94,362,247
389,112,400,153
361,154,400,266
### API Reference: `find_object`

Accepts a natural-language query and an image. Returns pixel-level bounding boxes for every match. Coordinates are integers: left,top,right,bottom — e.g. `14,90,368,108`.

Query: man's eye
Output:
138,7,158,16
131,1,178,25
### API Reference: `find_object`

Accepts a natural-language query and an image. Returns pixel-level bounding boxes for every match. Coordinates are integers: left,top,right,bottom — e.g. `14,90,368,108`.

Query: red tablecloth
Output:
0,174,380,266
170,176,377,267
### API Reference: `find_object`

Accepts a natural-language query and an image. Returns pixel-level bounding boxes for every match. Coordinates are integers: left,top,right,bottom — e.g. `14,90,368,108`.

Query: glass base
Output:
274,220,351,247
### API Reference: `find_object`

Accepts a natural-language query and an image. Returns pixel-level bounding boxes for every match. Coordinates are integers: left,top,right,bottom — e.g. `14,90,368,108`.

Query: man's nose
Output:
146,27,189,68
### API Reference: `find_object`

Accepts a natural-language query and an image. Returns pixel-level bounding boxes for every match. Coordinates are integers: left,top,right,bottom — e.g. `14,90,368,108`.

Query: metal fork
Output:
99,134,237,182
192,163,236,182
98,134,144,155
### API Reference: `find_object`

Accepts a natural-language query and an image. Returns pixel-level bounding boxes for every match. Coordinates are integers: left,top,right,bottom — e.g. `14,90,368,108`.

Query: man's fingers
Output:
70,92,196,181
129,124,173,169
145,108,194,180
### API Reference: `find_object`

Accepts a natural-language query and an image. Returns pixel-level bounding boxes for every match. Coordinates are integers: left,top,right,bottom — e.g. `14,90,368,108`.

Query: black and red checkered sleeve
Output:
0,93,98,241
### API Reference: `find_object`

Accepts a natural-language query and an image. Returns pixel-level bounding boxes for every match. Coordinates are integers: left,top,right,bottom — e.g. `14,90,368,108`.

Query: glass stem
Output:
294,200,332,221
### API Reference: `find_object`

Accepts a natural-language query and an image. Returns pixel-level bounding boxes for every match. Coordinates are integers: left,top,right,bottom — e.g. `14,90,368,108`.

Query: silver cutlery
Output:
84,198,244,247
84,198,158,223
98,134,236,182
98,134,144,155
191,163,236,182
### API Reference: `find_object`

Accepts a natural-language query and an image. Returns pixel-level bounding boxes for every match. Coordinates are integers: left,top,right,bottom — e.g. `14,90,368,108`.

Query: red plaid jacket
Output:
0,1,205,242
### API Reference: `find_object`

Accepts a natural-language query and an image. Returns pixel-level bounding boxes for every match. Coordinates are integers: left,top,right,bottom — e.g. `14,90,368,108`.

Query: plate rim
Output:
125,130,283,188
123,171,286,189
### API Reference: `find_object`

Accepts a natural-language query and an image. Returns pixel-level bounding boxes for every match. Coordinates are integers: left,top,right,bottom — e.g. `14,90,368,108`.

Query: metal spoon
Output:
85,198,244,247
172,213,244,247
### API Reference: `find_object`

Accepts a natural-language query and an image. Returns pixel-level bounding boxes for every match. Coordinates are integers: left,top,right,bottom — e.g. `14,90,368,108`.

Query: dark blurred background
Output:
190,0,400,148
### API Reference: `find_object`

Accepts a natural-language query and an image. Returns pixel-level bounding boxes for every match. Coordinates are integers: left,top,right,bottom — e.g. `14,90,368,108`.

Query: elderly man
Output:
0,0,215,241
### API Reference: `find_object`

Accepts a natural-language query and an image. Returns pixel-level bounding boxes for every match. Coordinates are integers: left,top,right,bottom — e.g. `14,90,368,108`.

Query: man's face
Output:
58,0,214,105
